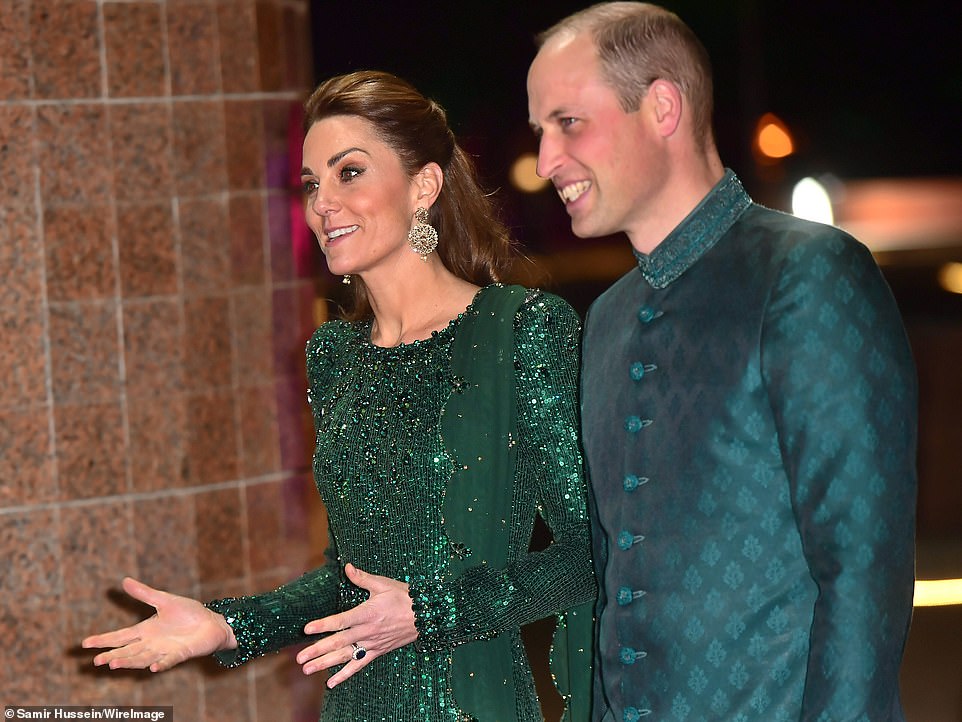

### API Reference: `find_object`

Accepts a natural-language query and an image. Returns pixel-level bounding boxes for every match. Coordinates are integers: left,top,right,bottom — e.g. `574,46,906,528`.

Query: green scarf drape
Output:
442,285,593,721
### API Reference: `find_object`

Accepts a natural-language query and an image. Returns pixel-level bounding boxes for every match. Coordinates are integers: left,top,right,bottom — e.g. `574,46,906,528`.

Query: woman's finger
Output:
304,607,362,636
296,625,356,665
301,643,357,676
83,627,141,650
325,644,374,688
120,577,165,605
107,648,159,670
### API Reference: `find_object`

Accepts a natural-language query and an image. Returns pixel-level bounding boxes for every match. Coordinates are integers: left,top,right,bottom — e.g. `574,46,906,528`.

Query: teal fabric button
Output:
617,531,645,550
623,474,649,491
637,306,662,323
619,646,647,665
625,416,652,433
617,586,646,606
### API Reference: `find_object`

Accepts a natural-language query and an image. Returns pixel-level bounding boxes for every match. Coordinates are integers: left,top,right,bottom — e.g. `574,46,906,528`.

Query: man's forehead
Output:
529,41,602,104
532,34,593,78
535,30,593,65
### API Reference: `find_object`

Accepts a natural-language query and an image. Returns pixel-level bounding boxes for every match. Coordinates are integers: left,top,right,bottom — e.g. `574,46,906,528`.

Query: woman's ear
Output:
412,162,444,208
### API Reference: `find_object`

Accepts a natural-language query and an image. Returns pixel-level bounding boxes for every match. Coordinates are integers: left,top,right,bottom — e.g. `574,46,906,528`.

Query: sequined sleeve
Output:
204,324,348,666
761,230,917,717
206,529,342,667
410,292,597,650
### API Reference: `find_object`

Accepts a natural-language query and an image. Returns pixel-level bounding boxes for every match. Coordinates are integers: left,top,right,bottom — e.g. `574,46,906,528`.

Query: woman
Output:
83,71,595,721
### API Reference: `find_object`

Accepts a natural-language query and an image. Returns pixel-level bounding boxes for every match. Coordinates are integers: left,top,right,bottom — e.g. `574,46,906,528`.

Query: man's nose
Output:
535,133,561,180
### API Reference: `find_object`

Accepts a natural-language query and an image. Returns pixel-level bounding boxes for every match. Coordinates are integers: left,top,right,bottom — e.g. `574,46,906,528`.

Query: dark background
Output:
307,1,962,540
309,0,962,316
310,0,961,190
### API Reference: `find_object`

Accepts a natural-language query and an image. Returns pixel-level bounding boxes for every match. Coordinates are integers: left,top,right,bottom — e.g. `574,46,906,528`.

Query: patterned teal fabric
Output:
208,285,596,721
581,171,917,722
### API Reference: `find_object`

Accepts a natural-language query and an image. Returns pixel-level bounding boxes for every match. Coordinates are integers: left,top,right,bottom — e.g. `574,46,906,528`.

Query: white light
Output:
915,578,962,607
792,177,834,225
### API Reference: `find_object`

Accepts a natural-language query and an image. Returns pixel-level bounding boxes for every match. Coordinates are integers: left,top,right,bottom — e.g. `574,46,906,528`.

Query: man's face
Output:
527,32,667,241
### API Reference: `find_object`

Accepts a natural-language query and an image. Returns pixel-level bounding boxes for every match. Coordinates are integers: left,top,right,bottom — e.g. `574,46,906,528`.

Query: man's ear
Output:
648,78,683,137
412,162,444,208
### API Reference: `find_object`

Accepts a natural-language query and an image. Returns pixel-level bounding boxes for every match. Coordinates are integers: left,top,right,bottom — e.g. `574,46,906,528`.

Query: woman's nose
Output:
309,192,337,217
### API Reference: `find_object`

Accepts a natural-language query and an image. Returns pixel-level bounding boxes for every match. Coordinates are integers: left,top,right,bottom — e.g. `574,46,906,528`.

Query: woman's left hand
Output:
296,563,418,688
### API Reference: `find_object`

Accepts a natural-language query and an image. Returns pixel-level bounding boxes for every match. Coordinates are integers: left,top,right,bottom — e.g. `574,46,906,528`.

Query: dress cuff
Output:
205,597,263,667
407,575,458,652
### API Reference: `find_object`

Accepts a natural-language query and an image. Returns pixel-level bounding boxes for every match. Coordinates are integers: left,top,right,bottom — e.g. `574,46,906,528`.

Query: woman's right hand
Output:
82,577,237,672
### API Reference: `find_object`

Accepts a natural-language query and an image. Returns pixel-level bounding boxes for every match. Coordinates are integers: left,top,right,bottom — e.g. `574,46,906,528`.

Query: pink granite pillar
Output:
0,2,325,719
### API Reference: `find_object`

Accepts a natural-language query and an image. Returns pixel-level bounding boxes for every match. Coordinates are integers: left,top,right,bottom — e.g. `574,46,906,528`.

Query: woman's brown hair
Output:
304,71,515,320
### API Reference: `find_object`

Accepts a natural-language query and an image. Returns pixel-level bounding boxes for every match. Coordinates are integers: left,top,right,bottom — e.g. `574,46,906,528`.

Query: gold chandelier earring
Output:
407,207,438,261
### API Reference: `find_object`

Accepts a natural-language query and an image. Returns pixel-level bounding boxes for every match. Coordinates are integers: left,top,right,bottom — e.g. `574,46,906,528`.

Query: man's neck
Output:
628,156,725,255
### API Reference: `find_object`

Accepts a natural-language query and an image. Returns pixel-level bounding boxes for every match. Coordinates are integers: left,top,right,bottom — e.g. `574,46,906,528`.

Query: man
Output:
527,3,918,721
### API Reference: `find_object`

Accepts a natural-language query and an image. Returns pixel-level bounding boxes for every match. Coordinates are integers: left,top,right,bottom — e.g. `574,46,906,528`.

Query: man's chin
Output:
570,215,605,240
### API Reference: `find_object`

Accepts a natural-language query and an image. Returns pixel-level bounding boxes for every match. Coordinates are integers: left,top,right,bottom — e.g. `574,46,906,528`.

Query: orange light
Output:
755,113,794,160
938,262,962,295
509,153,549,193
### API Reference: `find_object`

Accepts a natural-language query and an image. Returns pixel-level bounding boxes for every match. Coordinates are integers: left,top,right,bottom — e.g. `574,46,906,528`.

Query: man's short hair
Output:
538,2,715,149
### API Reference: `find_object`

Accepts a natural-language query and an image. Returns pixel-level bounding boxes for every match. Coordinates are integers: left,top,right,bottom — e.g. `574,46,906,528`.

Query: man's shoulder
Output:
724,204,880,285
737,204,863,253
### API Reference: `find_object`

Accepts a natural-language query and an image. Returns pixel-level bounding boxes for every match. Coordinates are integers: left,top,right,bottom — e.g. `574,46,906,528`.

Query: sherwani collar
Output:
633,169,752,288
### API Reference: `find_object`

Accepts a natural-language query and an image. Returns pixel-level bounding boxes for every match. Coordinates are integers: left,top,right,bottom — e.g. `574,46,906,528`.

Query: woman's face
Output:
301,115,421,278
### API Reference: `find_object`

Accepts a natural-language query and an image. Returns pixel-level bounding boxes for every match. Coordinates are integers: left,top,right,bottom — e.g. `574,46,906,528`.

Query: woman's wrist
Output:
212,610,238,651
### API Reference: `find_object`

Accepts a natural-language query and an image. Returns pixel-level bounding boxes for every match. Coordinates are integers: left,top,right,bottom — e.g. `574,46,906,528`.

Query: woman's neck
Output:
365,264,481,347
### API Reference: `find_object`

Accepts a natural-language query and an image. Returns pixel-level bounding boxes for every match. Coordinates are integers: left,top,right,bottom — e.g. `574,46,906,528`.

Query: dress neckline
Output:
359,284,494,351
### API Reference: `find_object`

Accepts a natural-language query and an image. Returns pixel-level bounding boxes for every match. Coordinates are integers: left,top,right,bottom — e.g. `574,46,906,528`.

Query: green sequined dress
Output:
207,285,596,721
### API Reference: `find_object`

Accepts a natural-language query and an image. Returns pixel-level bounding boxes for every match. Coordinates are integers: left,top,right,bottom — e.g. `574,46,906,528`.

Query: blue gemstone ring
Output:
351,642,367,661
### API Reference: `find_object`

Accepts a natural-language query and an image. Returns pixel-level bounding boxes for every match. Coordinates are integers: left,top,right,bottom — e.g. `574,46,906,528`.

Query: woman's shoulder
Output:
511,286,581,330
306,318,358,362
500,286,582,365
476,284,579,323
469,285,582,357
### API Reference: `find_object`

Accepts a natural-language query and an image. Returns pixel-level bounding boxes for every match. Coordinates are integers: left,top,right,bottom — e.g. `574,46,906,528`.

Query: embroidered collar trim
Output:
633,169,752,288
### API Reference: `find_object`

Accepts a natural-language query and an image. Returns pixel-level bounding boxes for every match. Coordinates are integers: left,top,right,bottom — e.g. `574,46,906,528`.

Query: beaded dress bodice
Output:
306,307,470,719
310,315,458,592
208,285,596,721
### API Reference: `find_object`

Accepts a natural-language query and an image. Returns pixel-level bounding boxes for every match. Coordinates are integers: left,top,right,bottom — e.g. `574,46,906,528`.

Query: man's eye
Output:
560,117,578,128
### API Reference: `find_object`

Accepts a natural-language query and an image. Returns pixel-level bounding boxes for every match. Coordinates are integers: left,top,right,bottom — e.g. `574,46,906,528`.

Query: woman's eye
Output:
340,165,363,182
301,179,318,195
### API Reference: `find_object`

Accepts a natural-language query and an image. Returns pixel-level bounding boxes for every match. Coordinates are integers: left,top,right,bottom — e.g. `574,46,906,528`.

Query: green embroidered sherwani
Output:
582,171,917,722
